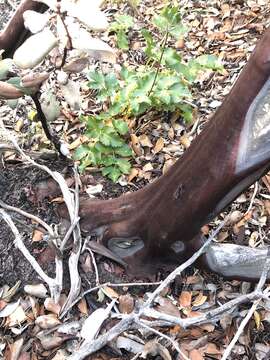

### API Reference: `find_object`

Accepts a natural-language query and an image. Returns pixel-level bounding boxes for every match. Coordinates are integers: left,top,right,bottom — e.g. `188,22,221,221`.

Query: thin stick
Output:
143,219,227,308
221,256,270,360
0,210,53,287
138,320,190,360
60,280,162,319
85,247,100,286
0,199,54,237
245,181,258,214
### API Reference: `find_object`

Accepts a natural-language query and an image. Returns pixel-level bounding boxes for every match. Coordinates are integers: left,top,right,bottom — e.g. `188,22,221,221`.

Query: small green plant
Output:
74,114,132,181
76,5,223,181
109,14,134,50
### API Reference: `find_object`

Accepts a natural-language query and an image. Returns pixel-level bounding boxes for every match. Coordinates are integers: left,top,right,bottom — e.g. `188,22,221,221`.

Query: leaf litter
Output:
0,0,270,359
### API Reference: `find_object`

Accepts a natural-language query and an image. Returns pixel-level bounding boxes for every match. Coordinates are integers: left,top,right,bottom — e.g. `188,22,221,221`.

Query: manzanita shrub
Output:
75,6,223,181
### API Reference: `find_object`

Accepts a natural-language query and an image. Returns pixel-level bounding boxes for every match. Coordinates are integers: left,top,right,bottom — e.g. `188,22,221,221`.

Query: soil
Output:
0,156,150,288
0,159,62,286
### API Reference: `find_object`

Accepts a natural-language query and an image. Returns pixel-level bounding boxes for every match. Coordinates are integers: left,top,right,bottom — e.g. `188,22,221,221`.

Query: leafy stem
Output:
148,27,169,97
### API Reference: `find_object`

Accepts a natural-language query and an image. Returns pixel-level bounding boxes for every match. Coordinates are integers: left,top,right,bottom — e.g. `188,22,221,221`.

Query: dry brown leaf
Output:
77,297,88,315
35,314,60,329
50,197,64,204
192,292,207,307
200,323,215,332
6,306,27,327
102,286,119,299
0,300,7,310
153,137,164,154
186,275,201,285
63,57,89,73
220,19,233,32
180,134,190,149
38,334,68,351
142,341,171,360
217,231,229,242
208,31,226,41
201,225,209,235
139,134,153,148
228,210,243,225
128,168,138,182
32,229,44,242
205,343,221,355
142,163,153,172
9,337,24,360
24,284,47,298
189,349,204,360
15,119,24,132
131,134,143,156
254,310,261,329
44,298,61,315
169,325,181,335
156,298,180,317
186,311,203,318
233,211,252,234
162,159,176,174
119,294,134,314
0,81,24,99
221,3,231,18
226,51,246,60
28,296,39,319
18,352,31,360
69,137,82,150
264,200,270,216
262,174,270,192
190,328,204,337
168,127,174,140
176,37,185,49
179,291,192,308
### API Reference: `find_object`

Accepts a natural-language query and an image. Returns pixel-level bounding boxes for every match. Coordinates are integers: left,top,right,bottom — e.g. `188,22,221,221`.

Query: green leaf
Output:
115,14,134,29
112,119,129,135
110,134,125,148
102,155,116,166
156,75,180,90
193,55,223,71
179,104,193,122
7,99,19,109
87,71,106,90
162,48,181,66
152,6,187,39
115,144,133,157
153,89,171,105
73,145,89,161
7,77,35,95
79,154,92,172
100,132,112,146
102,166,122,182
94,142,112,154
105,73,119,91
116,158,131,174
169,83,191,103
141,29,158,59
116,29,129,50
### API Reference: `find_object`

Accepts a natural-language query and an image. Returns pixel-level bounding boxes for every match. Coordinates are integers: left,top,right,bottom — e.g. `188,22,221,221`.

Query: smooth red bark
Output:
58,27,270,275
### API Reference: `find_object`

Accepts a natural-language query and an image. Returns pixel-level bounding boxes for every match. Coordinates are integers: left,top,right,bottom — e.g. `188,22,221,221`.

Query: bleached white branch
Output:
221,256,270,360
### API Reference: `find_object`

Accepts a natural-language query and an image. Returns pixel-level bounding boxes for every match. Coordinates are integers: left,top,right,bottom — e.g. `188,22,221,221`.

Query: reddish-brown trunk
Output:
60,27,270,275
